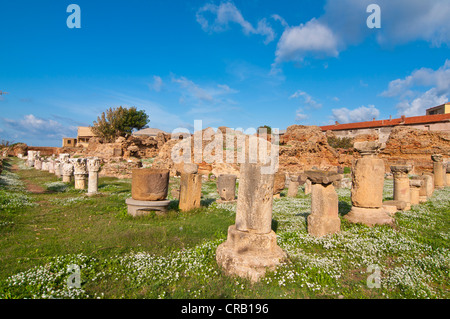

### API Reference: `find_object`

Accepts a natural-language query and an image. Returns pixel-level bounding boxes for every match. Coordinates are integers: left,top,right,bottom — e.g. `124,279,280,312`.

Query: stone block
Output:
131,168,170,201
179,173,202,211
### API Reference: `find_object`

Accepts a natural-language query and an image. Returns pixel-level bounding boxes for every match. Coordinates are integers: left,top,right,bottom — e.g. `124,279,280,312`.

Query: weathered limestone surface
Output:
73,158,88,190
216,163,288,282
131,168,170,201
409,179,423,205
432,154,445,189
273,172,286,196
351,157,385,208
41,161,49,171
422,172,434,198
54,161,62,178
391,165,412,210
305,171,341,238
217,174,237,202
345,141,394,226
179,173,202,212
287,179,300,197
304,179,312,195
235,163,275,234
62,162,74,183
48,160,55,174
34,158,42,170
126,198,171,216
87,158,101,195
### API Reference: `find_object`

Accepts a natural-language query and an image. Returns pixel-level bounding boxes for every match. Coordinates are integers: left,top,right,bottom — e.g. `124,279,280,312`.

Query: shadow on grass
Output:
201,198,216,207
295,211,311,227
338,201,352,217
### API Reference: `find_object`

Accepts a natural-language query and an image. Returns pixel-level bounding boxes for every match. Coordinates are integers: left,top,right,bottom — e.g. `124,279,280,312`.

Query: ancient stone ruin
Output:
287,175,300,198
178,163,202,212
390,165,413,211
432,154,445,189
62,161,74,183
344,141,394,226
87,157,101,195
126,168,171,216
73,158,88,190
216,162,288,282
305,170,341,237
273,172,286,198
409,179,423,206
217,174,237,202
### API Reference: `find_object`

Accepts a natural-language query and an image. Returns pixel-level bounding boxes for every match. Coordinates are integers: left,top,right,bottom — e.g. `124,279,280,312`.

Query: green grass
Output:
0,157,448,299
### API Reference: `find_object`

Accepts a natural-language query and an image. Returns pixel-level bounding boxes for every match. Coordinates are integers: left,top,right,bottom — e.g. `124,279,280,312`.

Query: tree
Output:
257,125,272,135
91,106,149,142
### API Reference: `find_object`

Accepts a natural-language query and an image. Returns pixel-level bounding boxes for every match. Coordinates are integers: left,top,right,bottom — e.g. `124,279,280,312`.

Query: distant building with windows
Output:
62,126,97,148
426,102,450,115
62,137,77,148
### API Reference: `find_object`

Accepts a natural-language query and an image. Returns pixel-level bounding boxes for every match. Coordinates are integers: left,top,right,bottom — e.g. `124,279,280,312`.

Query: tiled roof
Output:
320,113,450,131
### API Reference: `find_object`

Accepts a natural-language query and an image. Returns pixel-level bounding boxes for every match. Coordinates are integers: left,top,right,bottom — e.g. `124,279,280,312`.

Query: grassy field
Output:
0,157,448,299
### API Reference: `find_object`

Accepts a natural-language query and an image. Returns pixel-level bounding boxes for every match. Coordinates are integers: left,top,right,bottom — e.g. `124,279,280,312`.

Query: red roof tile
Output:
320,113,450,131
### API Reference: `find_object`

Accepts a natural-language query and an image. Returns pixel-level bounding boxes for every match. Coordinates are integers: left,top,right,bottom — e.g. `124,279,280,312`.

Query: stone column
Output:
54,161,62,178
273,172,286,198
179,164,202,212
432,154,445,189
217,174,237,202
411,175,428,203
59,153,70,162
27,151,36,167
73,159,88,190
34,157,42,170
48,159,55,174
42,160,50,171
87,158,101,195
126,168,171,216
390,165,412,210
304,179,312,195
216,163,288,282
132,168,170,201
421,172,434,198
305,171,341,237
409,179,422,206
62,162,74,183
344,141,394,226
287,177,300,198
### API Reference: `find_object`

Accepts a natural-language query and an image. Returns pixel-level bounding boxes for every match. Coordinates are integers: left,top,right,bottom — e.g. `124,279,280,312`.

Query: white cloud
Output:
275,19,339,63
332,105,380,123
290,90,322,109
196,1,275,44
149,75,163,92
272,0,450,65
382,59,450,116
395,88,447,117
2,114,77,139
295,108,308,122
172,76,238,109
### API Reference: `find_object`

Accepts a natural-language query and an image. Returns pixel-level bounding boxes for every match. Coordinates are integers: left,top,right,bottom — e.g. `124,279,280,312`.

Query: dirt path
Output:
10,163,49,194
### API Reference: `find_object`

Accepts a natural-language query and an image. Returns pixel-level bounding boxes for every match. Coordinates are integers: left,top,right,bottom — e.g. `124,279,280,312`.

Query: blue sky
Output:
1,0,449,147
